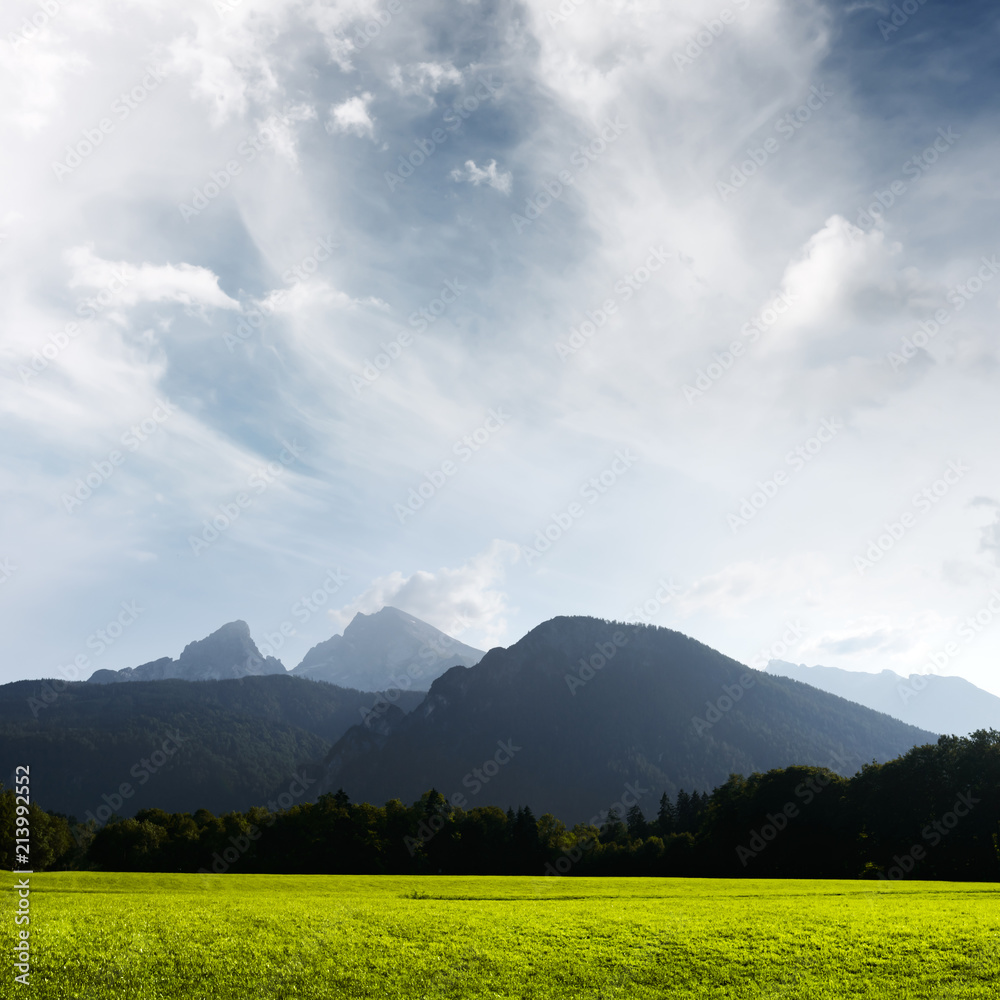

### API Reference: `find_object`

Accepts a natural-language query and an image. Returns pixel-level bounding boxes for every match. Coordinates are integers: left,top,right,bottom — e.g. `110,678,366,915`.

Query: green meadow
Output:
3,873,998,999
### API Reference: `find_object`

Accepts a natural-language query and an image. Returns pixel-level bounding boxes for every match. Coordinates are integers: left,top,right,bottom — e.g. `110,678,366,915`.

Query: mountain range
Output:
88,620,285,683
766,660,1000,736
2,610,951,825
316,616,935,824
87,606,484,693
290,606,484,690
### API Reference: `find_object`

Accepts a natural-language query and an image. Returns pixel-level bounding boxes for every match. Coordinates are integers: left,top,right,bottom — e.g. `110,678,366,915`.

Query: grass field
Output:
3,873,999,998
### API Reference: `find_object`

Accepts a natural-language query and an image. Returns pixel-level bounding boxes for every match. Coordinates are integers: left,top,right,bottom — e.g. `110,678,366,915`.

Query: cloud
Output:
801,611,952,665
765,216,930,354
257,281,389,316
329,540,520,648
675,556,828,620
813,618,900,656
970,497,1000,564
65,245,239,310
449,158,512,195
327,92,375,139
389,61,463,100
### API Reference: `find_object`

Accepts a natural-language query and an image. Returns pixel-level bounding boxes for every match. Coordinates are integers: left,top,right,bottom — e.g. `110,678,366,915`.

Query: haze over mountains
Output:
766,660,1000,737
87,607,484,693
291,607,484,691
88,620,285,684
2,609,952,825
318,616,935,824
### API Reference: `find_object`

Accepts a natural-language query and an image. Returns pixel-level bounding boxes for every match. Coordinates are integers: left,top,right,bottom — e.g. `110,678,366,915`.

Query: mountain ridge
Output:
88,620,285,683
766,659,1000,735
290,606,484,691
86,607,484,693
317,616,936,823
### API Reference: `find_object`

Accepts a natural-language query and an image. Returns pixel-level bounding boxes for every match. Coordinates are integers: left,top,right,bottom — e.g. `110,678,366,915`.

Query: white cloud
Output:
3,0,1000,701
327,93,375,139
971,497,1000,565
675,555,829,620
65,245,239,310
389,61,463,100
329,540,520,648
449,158,512,195
258,281,389,316
772,216,928,344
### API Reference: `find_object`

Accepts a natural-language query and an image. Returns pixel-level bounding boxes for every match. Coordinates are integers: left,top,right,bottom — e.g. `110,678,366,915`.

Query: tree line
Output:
4,730,997,880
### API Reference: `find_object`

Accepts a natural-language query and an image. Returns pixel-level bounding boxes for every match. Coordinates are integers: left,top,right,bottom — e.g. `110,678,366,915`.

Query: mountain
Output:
0,674,423,819
766,660,1000,736
88,620,285,683
318,616,936,824
291,606,484,692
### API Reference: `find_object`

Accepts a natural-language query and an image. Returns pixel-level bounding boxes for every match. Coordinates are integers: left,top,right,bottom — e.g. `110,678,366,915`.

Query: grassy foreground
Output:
3,873,998,998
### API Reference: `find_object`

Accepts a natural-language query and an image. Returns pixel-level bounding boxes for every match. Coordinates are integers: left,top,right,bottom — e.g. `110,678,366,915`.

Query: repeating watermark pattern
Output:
403,739,522,856
682,288,797,401
350,330,414,394
61,399,177,513
17,266,135,384
394,408,510,523
554,247,672,360
853,127,960,229
52,66,168,180
887,255,1000,370
717,85,834,202
543,781,651,875
877,791,979,879
7,0,65,49
545,0,591,26
853,460,969,575
748,620,808,671
26,601,144,717
349,0,418,50
188,441,305,556
76,731,188,829
672,0,753,72
409,278,466,334
511,119,628,234
196,771,316,877
360,613,473,727
728,418,843,533
691,673,756,736
255,568,350,661
877,0,931,41
351,278,466,395
224,236,338,352
178,108,307,221
896,587,1000,706
625,578,685,624
564,630,628,695
384,77,502,192
521,450,637,565
735,747,858,866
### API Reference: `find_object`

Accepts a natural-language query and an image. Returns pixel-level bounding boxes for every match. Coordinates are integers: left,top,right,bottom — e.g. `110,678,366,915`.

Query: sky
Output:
2,0,1000,696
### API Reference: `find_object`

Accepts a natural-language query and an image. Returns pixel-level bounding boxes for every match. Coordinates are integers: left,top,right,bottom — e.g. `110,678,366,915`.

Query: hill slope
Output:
766,660,1000,736
0,674,422,819
319,617,936,823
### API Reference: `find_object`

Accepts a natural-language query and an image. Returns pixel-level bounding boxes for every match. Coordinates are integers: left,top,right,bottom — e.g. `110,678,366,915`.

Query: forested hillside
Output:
0,674,422,818
6,731,997,881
